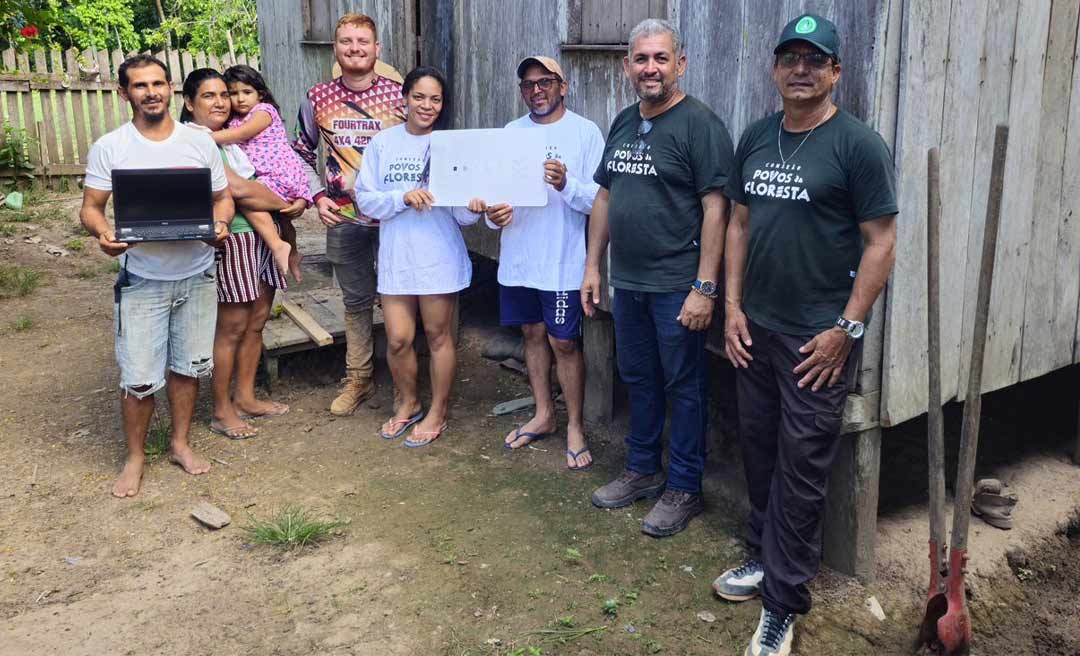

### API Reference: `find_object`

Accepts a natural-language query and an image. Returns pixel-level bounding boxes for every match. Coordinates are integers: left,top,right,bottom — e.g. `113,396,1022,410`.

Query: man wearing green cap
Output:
713,14,898,656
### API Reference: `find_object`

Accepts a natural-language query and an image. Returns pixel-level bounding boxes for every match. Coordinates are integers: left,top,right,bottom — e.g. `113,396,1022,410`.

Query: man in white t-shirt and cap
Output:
487,55,604,470
80,54,232,498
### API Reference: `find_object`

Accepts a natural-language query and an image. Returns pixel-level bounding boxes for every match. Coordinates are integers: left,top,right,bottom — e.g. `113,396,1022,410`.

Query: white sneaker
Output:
713,558,764,601
745,607,795,656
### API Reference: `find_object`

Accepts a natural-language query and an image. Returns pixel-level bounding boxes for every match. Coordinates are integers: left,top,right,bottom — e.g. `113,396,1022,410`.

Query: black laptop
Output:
112,168,214,242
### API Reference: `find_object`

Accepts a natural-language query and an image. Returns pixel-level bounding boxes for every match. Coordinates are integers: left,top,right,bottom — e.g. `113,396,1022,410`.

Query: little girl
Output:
212,65,313,279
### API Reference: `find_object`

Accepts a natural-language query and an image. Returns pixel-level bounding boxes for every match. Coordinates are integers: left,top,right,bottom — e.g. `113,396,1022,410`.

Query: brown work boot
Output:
591,470,666,509
641,489,703,537
329,376,374,416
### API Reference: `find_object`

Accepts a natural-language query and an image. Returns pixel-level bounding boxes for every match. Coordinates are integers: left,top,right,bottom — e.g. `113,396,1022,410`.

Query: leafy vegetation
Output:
2,0,259,57
0,123,37,180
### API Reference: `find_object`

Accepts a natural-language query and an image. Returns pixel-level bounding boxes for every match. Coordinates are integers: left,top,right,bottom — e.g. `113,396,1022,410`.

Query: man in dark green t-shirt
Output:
582,18,735,538
712,15,897,656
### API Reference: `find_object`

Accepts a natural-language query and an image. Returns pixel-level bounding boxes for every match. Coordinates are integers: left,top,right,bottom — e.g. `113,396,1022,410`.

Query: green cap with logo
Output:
774,14,840,62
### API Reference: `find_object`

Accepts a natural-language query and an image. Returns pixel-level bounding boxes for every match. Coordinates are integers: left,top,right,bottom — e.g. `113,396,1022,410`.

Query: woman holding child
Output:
180,67,306,439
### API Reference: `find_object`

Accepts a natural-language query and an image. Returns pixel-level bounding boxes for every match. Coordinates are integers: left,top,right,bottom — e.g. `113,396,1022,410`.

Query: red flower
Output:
20,25,39,39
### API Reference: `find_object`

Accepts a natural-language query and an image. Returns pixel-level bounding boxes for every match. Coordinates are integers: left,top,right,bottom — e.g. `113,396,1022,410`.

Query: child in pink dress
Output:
212,65,312,279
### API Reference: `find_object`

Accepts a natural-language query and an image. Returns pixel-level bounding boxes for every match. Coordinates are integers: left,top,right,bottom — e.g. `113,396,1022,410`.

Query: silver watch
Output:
836,316,865,339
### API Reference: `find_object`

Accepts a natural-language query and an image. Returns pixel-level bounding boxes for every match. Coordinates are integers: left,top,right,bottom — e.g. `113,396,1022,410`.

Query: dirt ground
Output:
1,192,1078,655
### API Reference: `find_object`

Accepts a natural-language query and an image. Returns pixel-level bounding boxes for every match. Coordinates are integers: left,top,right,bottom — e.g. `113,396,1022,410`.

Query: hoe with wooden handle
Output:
917,145,949,648
937,124,1007,655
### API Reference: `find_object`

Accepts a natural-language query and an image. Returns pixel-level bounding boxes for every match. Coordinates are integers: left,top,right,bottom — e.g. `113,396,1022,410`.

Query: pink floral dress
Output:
229,102,313,204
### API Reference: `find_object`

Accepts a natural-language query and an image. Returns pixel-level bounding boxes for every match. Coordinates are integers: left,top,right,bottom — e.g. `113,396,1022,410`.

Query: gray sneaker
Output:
591,470,666,509
713,558,764,601
641,489,703,537
745,608,795,656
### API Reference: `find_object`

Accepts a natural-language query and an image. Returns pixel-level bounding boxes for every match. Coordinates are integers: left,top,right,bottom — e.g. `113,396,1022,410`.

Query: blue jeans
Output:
612,288,708,494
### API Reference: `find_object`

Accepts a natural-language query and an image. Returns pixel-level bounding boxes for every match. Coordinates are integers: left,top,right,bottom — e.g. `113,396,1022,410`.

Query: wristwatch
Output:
692,279,718,299
836,316,865,339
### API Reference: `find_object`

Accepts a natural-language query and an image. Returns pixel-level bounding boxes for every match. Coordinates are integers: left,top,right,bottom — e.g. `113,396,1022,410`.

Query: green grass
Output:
143,422,170,462
0,224,14,237
65,237,84,251
1,210,32,223
106,259,121,274
76,265,97,279
12,315,32,331
0,265,41,298
245,506,346,549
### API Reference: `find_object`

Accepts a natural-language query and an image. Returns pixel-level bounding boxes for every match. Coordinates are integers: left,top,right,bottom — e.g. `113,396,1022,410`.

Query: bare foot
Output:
565,424,592,469
269,240,292,279
288,250,303,283
504,413,556,449
169,443,212,475
234,398,289,418
112,457,144,498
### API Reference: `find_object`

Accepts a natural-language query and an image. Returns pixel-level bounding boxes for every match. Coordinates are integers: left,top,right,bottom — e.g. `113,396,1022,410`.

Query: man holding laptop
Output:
80,54,233,498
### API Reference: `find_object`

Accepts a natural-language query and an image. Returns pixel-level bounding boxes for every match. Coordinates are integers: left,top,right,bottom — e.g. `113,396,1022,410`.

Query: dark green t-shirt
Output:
594,95,735,293
728,109,898,335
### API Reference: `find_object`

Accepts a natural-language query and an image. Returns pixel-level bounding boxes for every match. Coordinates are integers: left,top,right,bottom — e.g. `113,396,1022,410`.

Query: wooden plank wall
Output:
674,0,888,400
0,47,257,185
256,0,416,136
451,0,569,259
676,0,882,150
880,0,1079,426
447,0,885,295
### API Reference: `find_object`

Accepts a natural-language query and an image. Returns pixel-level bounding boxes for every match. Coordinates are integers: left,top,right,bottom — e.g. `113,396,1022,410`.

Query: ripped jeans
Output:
114,265,217,398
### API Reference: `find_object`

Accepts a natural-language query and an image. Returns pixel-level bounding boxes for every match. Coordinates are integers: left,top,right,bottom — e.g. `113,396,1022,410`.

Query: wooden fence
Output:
0,47,260,187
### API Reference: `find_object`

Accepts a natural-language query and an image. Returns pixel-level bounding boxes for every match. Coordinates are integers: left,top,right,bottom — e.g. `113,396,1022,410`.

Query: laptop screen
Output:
112,168,213,224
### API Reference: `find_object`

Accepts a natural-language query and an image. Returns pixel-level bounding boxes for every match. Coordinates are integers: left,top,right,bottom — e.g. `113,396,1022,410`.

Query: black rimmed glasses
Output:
518,77,561,92
775,51,835,70
632,118,653,155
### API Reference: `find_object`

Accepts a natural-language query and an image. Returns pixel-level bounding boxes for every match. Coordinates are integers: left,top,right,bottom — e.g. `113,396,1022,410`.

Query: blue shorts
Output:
499,285,582,341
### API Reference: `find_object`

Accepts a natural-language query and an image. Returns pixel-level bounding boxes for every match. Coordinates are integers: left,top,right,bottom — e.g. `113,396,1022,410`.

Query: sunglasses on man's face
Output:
519,77,561,92
775,51,834,70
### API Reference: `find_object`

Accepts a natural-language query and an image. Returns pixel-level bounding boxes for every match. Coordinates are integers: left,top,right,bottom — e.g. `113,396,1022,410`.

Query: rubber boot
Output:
330,309,375,415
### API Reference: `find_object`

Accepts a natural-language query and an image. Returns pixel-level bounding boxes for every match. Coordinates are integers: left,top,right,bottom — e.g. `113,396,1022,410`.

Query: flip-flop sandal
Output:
237,402,290,419
380,410,425,440
504,426,552,450
404,422,448,448
567,447,594,471
209,422,258,440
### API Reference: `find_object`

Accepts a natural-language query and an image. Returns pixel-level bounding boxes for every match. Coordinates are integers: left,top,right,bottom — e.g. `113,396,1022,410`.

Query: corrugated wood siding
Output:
881,0,1080,426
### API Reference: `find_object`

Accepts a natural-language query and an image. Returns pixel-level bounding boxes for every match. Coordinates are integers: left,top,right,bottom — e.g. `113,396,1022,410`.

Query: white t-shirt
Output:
84,121,228,281
492,110,604,291
354,124,479,295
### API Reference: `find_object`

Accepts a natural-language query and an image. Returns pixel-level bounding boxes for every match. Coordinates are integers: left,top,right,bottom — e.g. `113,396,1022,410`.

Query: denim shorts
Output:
113,265,218,398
